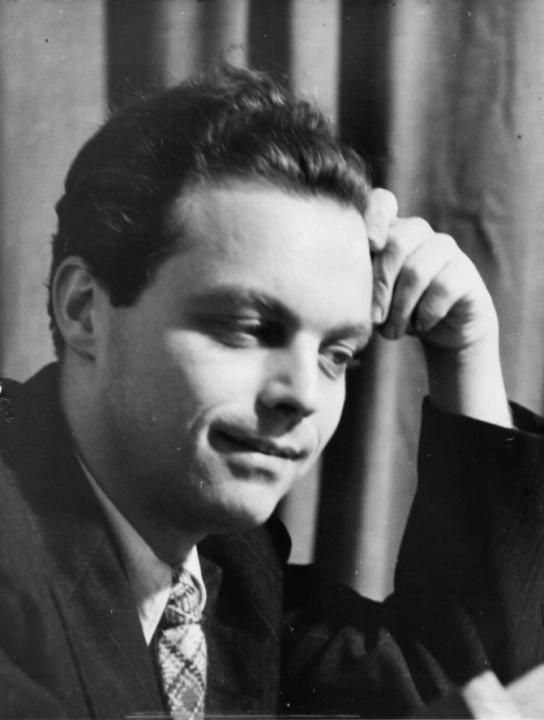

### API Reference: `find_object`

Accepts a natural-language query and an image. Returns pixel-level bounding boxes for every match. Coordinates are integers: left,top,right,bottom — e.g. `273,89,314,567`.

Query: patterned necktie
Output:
156,568,207,719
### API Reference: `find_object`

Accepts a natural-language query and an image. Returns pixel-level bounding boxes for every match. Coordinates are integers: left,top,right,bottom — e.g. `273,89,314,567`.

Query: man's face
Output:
94,181,372,546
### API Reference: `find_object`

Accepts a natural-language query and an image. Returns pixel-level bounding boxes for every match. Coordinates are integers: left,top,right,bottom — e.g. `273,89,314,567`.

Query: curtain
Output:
2,0,544,600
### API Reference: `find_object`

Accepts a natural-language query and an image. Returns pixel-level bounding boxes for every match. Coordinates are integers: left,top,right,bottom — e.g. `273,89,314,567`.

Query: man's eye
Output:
218,318,262,341
320,347,360,379
230,318,263,335
213,317,283,346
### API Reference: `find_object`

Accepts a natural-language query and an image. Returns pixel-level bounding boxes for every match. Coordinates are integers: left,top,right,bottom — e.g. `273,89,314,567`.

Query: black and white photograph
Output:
1,1,544,717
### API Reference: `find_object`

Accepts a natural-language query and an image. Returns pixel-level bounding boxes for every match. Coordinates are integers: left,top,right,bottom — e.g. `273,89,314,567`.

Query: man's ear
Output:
51,257,104,360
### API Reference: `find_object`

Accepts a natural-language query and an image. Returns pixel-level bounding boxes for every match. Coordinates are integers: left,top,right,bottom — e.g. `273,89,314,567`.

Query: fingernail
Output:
372,305,383,324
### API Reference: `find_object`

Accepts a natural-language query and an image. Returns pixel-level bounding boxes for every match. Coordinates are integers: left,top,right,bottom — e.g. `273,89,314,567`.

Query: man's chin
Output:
199,484,288,536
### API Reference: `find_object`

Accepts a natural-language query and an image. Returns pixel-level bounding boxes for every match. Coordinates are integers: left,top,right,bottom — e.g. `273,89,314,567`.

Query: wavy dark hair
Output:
48,65,371,354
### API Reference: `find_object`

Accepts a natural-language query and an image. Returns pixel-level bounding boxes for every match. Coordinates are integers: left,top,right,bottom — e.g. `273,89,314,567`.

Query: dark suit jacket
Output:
1,364,544,718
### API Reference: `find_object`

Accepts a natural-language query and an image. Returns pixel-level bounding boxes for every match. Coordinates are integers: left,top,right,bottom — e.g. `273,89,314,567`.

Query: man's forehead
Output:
157,178,373,334
166,177,368,245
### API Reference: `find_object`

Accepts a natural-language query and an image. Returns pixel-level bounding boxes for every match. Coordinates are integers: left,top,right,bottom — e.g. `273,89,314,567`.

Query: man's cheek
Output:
324,391,347,440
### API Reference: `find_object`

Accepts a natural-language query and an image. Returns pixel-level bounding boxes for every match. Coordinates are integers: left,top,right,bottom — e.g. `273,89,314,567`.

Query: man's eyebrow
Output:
187,286,288,315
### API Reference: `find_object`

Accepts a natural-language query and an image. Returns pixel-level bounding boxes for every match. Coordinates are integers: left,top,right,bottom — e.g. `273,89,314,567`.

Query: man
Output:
1,66,543,718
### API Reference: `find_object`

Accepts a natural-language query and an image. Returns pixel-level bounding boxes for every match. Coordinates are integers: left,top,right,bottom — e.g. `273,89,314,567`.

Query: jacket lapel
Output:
199,518,290,716
59,533,164,717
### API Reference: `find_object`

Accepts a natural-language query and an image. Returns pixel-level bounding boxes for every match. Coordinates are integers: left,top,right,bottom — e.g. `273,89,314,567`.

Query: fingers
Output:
364,188,399,252
372,217,436,325
368,194,495,352
380,232,460,339
412,252,473,335
410,252,487,348
373,220,479,341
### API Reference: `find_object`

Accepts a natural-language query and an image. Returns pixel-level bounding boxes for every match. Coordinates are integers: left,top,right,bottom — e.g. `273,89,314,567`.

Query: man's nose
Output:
258,343,319,419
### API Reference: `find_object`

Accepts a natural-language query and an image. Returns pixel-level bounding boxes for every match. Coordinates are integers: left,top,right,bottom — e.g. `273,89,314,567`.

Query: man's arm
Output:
362,190,544,710
364,190,544,716
364,188,511,426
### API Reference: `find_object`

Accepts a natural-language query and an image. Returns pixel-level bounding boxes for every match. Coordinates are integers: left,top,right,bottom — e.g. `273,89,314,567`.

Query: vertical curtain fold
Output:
0,0,106,381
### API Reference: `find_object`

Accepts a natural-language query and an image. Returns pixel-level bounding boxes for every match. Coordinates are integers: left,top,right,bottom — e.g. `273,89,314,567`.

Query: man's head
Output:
48,65,370,354
50,67,374,559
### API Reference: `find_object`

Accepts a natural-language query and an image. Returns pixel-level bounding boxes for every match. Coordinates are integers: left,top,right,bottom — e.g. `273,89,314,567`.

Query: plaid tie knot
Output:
161,569,202,626
157,568,207,719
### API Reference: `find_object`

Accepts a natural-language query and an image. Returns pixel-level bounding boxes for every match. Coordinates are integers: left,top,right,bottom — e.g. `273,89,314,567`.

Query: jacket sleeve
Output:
281,400,544,717
395,399,544,686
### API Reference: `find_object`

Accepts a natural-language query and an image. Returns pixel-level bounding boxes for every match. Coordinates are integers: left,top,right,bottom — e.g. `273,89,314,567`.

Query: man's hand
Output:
364,188,511,427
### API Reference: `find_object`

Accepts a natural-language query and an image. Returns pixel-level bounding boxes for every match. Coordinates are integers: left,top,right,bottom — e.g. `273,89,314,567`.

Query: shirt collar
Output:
79,459,206,645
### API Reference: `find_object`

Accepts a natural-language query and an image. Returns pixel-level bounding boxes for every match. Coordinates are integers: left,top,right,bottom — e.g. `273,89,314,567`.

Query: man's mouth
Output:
212,428,305,461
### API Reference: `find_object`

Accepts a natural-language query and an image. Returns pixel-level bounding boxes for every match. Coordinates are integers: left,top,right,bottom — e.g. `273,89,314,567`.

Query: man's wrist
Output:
425,336,512,428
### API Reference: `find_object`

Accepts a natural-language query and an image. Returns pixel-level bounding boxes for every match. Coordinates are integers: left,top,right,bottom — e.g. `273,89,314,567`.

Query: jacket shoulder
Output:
0,376,23,427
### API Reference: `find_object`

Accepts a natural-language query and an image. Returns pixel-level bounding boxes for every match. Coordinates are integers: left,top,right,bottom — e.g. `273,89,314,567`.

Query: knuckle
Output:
413,306,434,331
388,218,431,252
417,286,451,325
437,231,456,245
436,232,458,252
415,300,439,327
407,216,432,237
384,228,405,253
427,280,451,302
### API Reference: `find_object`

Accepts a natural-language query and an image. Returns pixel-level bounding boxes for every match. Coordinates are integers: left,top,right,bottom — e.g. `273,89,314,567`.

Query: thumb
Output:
364,188,399,253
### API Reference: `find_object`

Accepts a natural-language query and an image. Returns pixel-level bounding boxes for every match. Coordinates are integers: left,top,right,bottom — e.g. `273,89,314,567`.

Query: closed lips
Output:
215,428,303,460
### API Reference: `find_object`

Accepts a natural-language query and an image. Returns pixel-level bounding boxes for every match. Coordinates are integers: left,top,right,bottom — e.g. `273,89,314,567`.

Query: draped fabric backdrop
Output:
2,0,544,599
